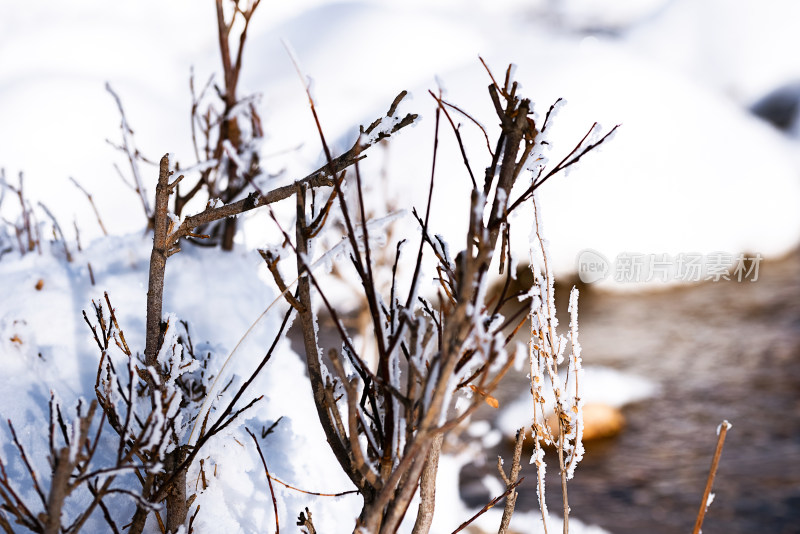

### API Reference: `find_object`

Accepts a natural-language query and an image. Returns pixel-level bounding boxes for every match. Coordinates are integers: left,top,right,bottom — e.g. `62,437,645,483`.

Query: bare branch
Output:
411,433,444,534
247,428,280,534
692,421,732,534
296,507,316,534
69,177,108,236
106,83,152,219
38,201,72,262
451,479,524,534
497,429,526,533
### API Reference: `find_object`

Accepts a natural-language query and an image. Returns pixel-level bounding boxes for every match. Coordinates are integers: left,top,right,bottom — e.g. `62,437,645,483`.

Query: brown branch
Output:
479,56,502,94
246,429,279,534
451,478,524,534
141,155,189,532
296,508,316,534
410,433,444,534
69,177,108,236
259,249,302,311
327,352,379,490
144,155,172,377
294,184,362,491
168,98,415,248
253,452,359,498
164,448,188,534
507,123,620,216
38,202,72,262
692,421,732,534
429,90,477,190
3,172,37,253
498,429,525,533
106,83,152,220
379,450,429,534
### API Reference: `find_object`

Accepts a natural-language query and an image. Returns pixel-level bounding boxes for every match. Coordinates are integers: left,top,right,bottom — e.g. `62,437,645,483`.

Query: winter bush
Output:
0,2,671,533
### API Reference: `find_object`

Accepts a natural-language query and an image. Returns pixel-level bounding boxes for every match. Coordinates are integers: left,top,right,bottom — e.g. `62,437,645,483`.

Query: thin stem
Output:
247,429,279,534
451,479,524,534
692,421,732,534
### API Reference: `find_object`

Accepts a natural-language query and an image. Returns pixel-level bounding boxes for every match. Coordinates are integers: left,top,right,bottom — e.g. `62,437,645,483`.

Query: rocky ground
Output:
462,247,800,533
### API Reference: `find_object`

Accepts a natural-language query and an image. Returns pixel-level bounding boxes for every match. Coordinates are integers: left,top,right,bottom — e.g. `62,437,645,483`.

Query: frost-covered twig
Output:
161,91,415,254
526,191,585,534
280,62,560,534
0,392,141,534
126,88,417,530
171,0,265,249
506,122,619,216
82,293,211,533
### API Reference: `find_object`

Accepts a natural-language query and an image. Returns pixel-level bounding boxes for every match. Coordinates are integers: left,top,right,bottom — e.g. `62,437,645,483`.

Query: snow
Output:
0,237,364,532
624,0,800,103
3,4,799,272
717,420,733,436
367,41,800,288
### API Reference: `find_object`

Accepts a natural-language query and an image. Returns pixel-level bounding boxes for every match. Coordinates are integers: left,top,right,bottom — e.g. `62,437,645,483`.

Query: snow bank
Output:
349,36,800,288
3,1,798,291
0,238,361,532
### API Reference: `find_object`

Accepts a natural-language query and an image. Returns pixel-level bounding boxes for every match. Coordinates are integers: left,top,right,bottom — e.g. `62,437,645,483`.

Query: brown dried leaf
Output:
469,384,499,408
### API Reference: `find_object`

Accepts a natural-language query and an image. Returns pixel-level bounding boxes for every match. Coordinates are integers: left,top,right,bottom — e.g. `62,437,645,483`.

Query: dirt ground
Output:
462,248,800,533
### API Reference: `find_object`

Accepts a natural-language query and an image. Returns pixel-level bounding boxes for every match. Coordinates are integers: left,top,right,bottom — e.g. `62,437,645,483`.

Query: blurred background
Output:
1,1,798,532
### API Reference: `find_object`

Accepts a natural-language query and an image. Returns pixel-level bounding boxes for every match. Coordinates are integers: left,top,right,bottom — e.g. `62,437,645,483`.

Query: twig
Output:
7,420,47,510
106,83,152,220
69,177,108,236
506,123,619,216
246,429,279,534
498,428,526,533
259,470,359,498
451,479,524,534
296,508,316,534
3,172,37,253
168,96,415,249
429,90,477,189
692,421,732,534
38,201,72,262
411,433,444,534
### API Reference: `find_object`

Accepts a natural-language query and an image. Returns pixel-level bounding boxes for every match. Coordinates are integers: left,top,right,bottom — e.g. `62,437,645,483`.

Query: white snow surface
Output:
0,238,364,532
2,1,799,283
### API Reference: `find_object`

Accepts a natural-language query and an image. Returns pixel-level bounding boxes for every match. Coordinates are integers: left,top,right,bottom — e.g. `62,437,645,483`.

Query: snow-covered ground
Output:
1,1,799,532
3,1,799,286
